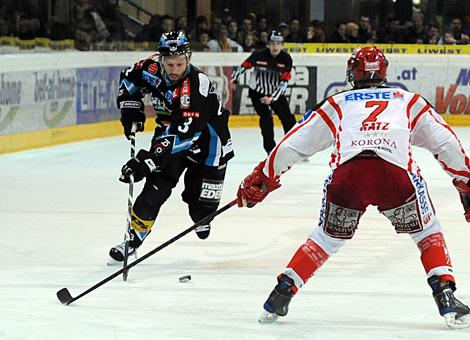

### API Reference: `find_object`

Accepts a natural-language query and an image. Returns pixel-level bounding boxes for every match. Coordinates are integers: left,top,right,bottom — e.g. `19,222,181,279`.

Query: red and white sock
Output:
281,239,329,294
417,232,455,284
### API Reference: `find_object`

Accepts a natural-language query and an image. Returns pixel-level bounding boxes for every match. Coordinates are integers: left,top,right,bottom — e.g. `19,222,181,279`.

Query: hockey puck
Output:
179,275,191,283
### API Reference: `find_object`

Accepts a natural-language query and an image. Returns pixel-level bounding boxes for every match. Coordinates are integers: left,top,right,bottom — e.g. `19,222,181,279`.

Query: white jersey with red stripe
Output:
264,86,470,182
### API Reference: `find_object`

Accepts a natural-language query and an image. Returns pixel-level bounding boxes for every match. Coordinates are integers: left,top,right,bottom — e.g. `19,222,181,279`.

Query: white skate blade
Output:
258,310,280,323
444,312,470,329
107,257,121,266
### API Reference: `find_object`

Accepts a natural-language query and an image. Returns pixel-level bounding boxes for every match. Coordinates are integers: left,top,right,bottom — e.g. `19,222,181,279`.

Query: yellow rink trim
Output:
0,113,468,154
284,43,470,55
0,121,123,155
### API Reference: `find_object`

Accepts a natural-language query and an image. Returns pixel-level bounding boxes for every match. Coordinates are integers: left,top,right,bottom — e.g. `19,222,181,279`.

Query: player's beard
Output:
168,73,183,84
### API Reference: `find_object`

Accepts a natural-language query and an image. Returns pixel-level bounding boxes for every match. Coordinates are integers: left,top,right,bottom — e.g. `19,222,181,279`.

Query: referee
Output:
232,30,297,154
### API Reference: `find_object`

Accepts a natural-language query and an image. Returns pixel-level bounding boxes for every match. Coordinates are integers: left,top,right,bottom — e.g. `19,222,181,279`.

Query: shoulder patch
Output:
198,73,210,97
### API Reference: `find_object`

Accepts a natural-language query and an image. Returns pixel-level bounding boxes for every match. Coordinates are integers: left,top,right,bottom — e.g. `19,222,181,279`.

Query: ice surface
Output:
1,128,469,339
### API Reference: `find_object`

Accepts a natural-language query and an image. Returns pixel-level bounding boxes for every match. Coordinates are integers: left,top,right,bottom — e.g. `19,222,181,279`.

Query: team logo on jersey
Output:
180,95,190,108
179,78,191,109
350,137,397,152
360,121,390,131
164,90,173,103
392,91,404,99
142,71,162,87
152,98,170,113
344,91,404,102
409,173,430,214
199,179,223,203
183,111,200,118
148,63,158,74
298,109,314,124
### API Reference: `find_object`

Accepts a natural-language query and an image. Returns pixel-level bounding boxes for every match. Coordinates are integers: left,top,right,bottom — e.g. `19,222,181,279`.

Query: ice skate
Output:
428,276,470,329
107,241,137,265
194,224,211,239
259,275,294,323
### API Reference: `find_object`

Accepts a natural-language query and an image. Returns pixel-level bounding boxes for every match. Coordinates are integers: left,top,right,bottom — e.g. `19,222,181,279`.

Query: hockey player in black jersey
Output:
232,30,297,154
109,30,234,263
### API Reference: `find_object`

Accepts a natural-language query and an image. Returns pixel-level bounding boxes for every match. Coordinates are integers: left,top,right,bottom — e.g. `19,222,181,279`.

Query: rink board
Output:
0,51,469,154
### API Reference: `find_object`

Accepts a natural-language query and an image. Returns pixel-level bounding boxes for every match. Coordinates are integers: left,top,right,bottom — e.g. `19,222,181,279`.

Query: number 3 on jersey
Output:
360,100,390,131
178,117,193,133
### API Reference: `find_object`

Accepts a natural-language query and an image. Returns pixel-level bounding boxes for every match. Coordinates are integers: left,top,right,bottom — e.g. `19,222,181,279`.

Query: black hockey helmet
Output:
269,30,284,43
158,30,191,58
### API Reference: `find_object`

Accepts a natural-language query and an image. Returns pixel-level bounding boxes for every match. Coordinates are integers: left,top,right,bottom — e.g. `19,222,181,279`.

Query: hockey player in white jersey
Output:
237,47,470,329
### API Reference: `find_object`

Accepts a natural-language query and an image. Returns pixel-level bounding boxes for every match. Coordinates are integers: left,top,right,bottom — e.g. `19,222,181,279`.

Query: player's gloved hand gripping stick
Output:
237,161,281,208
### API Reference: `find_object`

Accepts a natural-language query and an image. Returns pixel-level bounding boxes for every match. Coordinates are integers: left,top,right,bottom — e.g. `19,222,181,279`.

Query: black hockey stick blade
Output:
57,288,74,305
56,199,237,306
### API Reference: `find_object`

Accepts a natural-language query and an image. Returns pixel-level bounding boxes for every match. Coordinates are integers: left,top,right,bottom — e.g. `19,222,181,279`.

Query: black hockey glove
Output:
120,100,145,139
119,150,158,183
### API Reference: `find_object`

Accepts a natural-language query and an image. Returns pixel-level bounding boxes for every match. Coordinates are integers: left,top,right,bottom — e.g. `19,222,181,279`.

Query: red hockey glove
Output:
237,161,281,208
453,179,470,222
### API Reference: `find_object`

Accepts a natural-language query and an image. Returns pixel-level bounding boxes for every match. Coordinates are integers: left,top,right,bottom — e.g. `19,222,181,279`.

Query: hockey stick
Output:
56,198,237,306
122,122,138,281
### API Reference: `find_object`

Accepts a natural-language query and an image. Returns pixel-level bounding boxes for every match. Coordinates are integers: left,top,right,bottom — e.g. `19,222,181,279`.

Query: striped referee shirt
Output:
240,49,293,96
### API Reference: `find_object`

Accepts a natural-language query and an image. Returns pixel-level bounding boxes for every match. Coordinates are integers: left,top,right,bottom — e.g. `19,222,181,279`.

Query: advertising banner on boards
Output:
76,67,122,124
0,69,76,135
199,65,317,115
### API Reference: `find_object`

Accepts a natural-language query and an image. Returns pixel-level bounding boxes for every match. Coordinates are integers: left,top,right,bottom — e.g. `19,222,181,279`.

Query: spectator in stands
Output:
243,32,256,52
175,16,188,33
247,12,258,30
257,15,269,34
286,18,304,42
188,15,209,41
221,8,232,26
256,30,269,48
227,20,239,43
345,22,360,43
160,15,175,34
207,24,243,52
426,24,441,44
439,32,457,45
210,16,223,39
330,21,349,43
278,22,289,39
405,12,427,44
239,16,256,45
191,28,210,51
450,17,469,44
304,22,316,42
310,20,326,42
357,15,374,43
